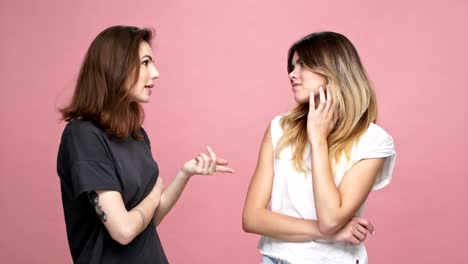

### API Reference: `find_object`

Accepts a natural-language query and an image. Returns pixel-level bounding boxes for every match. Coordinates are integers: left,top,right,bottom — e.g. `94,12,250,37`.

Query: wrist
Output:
309,136,328,145
177,169,192,181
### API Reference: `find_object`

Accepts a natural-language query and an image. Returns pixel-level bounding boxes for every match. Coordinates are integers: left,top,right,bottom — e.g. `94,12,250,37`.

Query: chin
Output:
136,97,150,103
293,95,309,104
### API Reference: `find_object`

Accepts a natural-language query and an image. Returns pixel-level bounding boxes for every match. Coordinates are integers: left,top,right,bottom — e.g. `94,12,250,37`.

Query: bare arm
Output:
242,125,331,242
89,177,163,245
307,87,385,234
152,170,190,226
310,139,384,234
243,122,375,244
153,146,234,226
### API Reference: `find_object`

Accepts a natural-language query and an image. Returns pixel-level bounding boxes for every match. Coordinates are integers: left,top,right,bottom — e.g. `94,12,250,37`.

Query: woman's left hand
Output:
181,146,234,177
307,86,337,143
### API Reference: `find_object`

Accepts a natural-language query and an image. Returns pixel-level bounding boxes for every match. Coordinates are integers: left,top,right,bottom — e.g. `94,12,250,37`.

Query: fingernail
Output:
371,230,375,235
319,86,323,90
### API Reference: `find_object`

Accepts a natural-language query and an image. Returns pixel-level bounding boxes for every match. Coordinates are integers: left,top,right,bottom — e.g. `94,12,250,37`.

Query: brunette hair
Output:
60,25,154,139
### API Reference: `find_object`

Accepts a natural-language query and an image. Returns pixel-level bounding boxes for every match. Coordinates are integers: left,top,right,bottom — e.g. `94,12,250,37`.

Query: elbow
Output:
318,218,342,235
318,223,338,235
242,220,253,234
242,213,252,233
110,227,135,246
242,209,256,233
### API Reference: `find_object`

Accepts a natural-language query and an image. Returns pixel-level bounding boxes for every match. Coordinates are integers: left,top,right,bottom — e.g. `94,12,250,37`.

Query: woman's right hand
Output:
330,217,374,245
181,146,234,177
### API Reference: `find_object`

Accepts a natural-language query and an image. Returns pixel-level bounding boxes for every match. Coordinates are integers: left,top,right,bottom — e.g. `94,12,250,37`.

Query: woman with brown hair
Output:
243,32,396,264
57,25,234,264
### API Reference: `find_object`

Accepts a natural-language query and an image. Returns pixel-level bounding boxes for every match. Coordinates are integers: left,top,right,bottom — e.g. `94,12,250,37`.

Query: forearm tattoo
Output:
88,191,107,222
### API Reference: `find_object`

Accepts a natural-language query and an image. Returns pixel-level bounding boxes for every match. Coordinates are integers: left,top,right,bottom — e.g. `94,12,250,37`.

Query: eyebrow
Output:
141,55,153,61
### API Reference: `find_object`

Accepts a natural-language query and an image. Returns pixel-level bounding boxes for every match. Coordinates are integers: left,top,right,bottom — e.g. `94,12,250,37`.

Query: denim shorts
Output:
261,255,291,264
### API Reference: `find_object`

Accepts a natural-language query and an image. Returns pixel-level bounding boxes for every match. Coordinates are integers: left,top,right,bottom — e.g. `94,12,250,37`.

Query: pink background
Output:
1,0,467,263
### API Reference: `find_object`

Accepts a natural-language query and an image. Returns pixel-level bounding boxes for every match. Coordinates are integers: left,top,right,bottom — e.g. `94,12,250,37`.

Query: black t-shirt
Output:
57,120,169,264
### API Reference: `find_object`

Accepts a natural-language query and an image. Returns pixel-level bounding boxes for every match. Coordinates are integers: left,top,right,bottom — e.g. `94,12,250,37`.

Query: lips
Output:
291,83,301,91
144,84,153,96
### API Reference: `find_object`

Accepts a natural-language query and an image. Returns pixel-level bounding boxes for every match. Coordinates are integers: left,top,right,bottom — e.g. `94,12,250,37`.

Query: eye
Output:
142,60,150,66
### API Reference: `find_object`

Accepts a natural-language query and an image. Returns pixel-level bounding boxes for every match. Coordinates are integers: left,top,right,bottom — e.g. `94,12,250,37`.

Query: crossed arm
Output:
242,125,374,244
242,125,326,242
307,87,385,235
309,139,384,234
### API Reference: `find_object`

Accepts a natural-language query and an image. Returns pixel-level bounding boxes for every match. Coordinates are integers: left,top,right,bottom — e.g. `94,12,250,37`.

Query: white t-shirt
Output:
258,115,396,264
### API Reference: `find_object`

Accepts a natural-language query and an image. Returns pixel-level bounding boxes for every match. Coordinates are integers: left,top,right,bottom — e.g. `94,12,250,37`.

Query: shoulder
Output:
360,123,393,145
269,115,284,149
356,123,395,158
270,115,283,131
356,123,397,190
66,119,102,134
271,115,283,123
62,119,107,144
58,120,116,165
367,123,391,136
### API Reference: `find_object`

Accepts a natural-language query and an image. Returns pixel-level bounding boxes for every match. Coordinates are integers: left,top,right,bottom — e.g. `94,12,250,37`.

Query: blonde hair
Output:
276,32,378,173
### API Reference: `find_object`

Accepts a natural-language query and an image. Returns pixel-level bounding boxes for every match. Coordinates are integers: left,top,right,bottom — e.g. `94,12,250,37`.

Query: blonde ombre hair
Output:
276,32,378,173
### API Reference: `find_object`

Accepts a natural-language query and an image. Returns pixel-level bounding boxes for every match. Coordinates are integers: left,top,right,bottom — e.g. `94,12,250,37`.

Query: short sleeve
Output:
62,121,122,199
270,115,283,151
355,124,396,190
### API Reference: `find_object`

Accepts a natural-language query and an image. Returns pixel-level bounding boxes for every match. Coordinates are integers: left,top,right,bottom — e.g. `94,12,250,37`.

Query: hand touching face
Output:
289,52,327,104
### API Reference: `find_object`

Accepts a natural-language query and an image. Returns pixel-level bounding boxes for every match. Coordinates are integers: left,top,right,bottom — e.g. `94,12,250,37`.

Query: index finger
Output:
206,145,217,162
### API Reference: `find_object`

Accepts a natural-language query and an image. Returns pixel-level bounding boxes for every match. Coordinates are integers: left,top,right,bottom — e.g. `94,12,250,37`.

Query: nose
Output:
150,64,159,79
288,69,297,80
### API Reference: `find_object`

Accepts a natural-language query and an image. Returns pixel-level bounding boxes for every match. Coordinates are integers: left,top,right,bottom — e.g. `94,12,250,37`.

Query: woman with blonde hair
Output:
243,31,396,264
